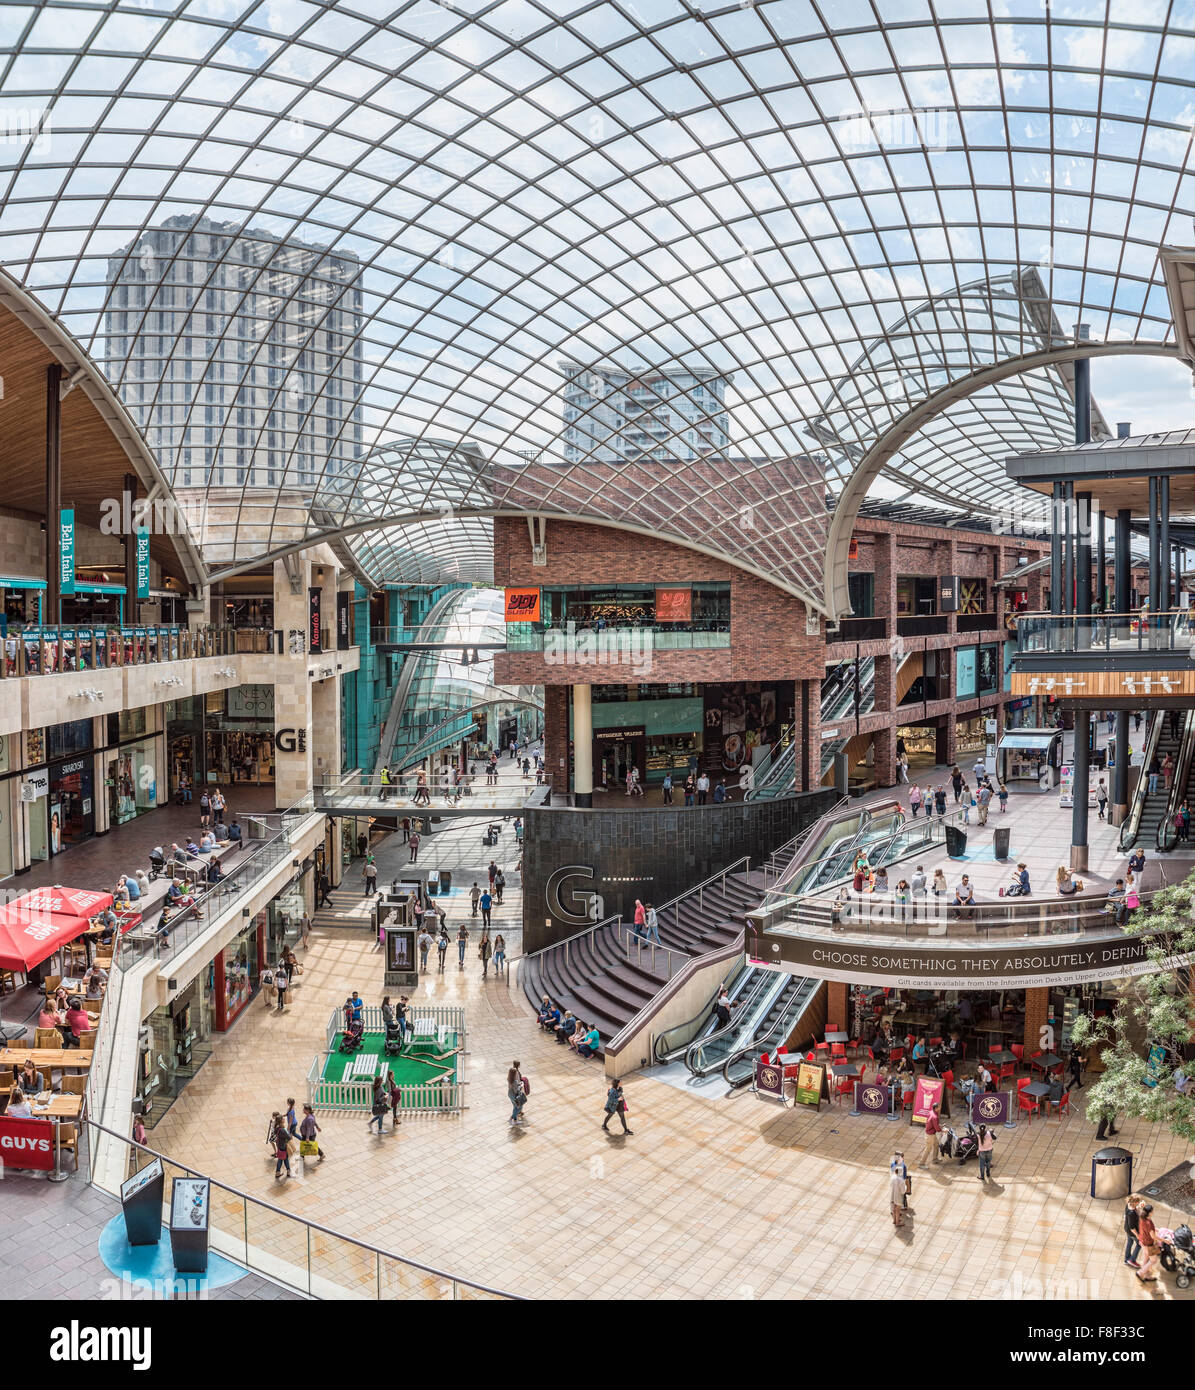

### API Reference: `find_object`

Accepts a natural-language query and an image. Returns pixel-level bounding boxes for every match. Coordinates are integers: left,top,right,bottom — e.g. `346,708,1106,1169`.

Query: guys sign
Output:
0,1115,56,1170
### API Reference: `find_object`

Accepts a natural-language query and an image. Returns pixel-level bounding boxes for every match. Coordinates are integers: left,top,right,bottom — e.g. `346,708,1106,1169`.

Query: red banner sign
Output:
655,587,691,623
912,1075,945,1126
0,1115,56,1170
504,588,541,622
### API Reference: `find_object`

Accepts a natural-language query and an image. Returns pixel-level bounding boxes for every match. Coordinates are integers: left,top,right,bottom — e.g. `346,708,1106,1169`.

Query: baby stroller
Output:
148,846,167,881
384,1019,404,1056
339,1018,365,1053
1160,1224,1195,1288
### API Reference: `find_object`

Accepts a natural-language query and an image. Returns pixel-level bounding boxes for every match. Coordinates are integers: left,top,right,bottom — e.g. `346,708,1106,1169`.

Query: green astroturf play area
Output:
321,1032,458,1090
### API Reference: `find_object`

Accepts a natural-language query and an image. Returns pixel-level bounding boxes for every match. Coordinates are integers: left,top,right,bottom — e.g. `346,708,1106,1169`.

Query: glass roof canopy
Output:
0,0,1189,614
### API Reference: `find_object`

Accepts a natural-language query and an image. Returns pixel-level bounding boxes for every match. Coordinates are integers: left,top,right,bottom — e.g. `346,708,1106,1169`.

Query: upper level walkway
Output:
317,758,553,817
1015,609,1195,667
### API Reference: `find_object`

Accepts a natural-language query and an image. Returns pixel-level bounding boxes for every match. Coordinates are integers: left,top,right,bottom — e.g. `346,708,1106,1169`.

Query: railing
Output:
0,624,283,677
828,616,888,641
754,885,1159,942
1016,608,1192,656
957,612,998,633
761,799,924,903
745,722,793,795
318,770,551,808
1119,710,1164,852
1157,710,1195,853
757,795,852,886
82,1119,516,1299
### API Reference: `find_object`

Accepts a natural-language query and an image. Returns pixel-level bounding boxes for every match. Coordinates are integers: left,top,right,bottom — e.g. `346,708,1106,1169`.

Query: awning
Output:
0,575,46,590
997,732,1060,751
0,886,114,972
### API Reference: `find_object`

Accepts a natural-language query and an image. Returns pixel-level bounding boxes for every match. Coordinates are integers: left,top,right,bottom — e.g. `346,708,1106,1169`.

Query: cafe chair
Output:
999,1061,1016,1085
1016,1088,1038,1123
826,1022,840,1034
77,1031,97,1050
834,1077,853,1105
888,1047,904,1065
57,1123,80,1174
0,970,15,996
814,1038,831,1057
1055,1092,1070,1122
1010,1043,1024,1064
35,1028,62,1049
830,1041,847,1060
43,975,62,996
61,1074,88,1096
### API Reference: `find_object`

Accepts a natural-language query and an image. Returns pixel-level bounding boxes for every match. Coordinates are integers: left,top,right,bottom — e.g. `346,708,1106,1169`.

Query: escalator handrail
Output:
720,979,816,1087
1157,710,1195,852
681,968,778,1073
655,959,752,1063
773,804,914,901
1119,710,1165,851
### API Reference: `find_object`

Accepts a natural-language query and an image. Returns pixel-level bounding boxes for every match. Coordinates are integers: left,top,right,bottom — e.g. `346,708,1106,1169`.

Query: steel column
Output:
1070,709,1090,871
1160,475,1171,611
1050,481,1064,614
1148,477,1160,611
45,364,62,623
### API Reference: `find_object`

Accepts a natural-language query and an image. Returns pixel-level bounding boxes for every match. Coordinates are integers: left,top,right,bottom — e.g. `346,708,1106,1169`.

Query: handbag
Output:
299,1139,319,1157
521,1076,531,1096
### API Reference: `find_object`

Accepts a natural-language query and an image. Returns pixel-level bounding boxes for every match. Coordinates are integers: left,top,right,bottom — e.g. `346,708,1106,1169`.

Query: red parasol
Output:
0,886,114,972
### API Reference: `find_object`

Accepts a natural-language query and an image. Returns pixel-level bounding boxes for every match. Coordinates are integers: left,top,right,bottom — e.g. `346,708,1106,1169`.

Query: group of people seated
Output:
536,997,601,1057
38,984,100,1047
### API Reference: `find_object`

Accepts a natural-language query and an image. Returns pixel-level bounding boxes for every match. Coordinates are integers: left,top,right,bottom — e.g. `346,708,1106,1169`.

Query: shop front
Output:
140,970,216,1131
896,724,938,772
106,712,160,825
595,725,647,789
214,914,265,1030
49,755,95,852
1004,696,1036,730
996,729,1063,792
954,713,994,759
166,695,204,797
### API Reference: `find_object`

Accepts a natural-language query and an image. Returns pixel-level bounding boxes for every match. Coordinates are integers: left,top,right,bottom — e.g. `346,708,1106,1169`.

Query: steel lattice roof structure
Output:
1,0,1192,616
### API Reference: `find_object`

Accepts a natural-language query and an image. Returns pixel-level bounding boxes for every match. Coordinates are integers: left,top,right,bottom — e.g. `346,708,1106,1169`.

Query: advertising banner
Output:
795,1060,825,1108
504,587,541,622
336,591,352,649
655,587,691,623
0,1115,56,1170
135,527,150,600
701,681,792,776
754,1057,786,1102
59,509,75,596
911,1075,945,1125
854,1080,891,1116
308,586,322,653
969,1090,1009,1125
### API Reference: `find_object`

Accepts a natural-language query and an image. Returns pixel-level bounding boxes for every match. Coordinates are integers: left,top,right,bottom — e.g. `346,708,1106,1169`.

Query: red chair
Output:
929,1036,943,1048
888,1047,904,1064
999,1062,1016,1085
1010,1043,1024,1064
834,1078,853,1105
804,1051,816,1062
989,1044,1002,1056
1057,1092,1070,1121
814,1039,831,1056
1017,1088,1038,1123
826,1022,840,1033
831,1042,847,1060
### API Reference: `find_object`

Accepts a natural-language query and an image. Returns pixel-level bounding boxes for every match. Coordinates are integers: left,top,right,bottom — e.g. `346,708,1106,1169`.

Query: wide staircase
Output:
520,825,824,1051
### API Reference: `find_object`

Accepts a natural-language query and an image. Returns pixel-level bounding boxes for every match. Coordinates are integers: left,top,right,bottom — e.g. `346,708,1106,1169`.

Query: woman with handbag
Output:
299,1103,325,1163
369,1076,388,1134
270,1113,292,1180
602,1080,632,1135
508,1061,527,1125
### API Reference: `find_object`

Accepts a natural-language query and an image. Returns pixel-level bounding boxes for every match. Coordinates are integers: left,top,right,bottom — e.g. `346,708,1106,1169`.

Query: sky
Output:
1091,356,1195,438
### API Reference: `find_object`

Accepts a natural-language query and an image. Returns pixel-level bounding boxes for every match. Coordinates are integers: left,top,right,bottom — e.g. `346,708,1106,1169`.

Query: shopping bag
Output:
299,1139,319,1157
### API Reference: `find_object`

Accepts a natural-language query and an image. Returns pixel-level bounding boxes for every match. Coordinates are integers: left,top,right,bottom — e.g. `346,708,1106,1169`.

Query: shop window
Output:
848,572,875,618
897,576,937,615
958,578,988,615
977,644,999,695
47,719,92,761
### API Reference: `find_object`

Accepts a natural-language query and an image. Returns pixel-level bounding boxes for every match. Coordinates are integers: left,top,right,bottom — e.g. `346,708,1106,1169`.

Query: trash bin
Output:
439,869,452,894
426,870,440,897
992,826,1010,859
1090,1146,1133,1199
945,824,967,858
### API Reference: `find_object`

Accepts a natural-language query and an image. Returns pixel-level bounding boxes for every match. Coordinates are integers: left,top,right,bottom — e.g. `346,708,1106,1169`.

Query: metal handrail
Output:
680,962,777,1073
1015,608,1191,654
83,1119,519,1300
720,976,820,1087
759,796,850,885
1157,710,1195,852
1119,709,1165,852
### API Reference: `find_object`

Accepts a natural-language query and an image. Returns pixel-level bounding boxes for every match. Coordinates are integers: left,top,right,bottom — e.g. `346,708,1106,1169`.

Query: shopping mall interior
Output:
4,0,1195,1337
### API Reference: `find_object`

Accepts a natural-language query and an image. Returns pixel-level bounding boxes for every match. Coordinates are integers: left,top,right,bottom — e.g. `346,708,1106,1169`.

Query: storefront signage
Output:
938,575,958,613
794,1060,825,1108
135,527,150,601
593,726,646,742
753,924,1185,990
275,728,307,754
0,1115,55,1169
308,587,322,653
55,757,87,778
848,536,859,561
59,509,75,596
336,591,351,649
1012,670,1195,699
970,1091,1009,1125
754,1057,786,1102
655,587,691,623
855,1081,891,1116
20,769,48,801
504,587,541,622
912,1076,945,1125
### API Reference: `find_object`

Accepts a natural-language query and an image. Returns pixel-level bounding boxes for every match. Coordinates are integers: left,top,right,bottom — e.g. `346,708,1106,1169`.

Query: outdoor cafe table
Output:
831,1064,860,1078
824,1031,849,1043
1032,1052,1063,1072
0,1048,92,1072
1021,1079,1053,1121
28,1094,83,1120
989,1050,1018,1067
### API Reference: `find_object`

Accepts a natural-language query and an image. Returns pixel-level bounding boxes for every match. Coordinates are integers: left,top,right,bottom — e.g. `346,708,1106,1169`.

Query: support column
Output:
1160,475,1171,612
572,683,593,808
1115,507,1131,620
1148,477,1160,612
45,364,63,623
1096,509,1106,611
1076,491,1092,616
1111,710,1129,826
1023,986,1050,1055
1050,481,1064,615
1070,708,1090,871
1063,481,1075,614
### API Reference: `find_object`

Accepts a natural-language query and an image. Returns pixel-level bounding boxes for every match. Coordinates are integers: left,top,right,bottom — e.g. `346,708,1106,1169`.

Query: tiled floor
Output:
145,800,1195,1301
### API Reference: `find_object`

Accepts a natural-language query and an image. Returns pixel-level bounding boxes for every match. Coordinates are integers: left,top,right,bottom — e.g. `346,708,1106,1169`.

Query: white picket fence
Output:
310,1003,468,1114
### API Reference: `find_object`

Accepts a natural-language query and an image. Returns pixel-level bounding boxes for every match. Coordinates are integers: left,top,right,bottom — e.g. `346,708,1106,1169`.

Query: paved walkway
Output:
145,804,1195,1300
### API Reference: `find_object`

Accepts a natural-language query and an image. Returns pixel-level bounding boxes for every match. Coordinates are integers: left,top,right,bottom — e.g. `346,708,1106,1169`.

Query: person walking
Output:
1097,779,1108,821
998,782,1008,813
494,867,505,905
363,858,377,896
479,930,493,978
408,830,420,864
317,870,333,907
1136,1204,1160,1283
437,924,449,971
977,782,991,825
1095,1103,1120,1140
298,1103,325,1163
696,771,710,806
378,765,391,801
933,785,948,821
662,772,673,805
274,961,289,1012
457,922,469,966
507,1061,527,1126
493,933,506,974
284,1097,301,1139
387,1067,402,1131
920,1103,942,1168
683,774,695,807
889,1161,907,1228
950,766,963,803
909,784,922,818
1065,1045,1085,1092
1123,1194,1143,1268
602,1079,633,1134
470,882,481,917
890,1150,909,1218
369,1076,388,1134
300,912,312,949
976,1124,995,1181
644,903,660,944
418,926,434,972
270,1113,292,1180
1163,751,1175,792
199,790,211,830
479,888,492,928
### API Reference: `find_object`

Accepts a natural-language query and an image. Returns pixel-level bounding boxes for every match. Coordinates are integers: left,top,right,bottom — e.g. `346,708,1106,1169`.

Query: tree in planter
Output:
1069,875,1195,1143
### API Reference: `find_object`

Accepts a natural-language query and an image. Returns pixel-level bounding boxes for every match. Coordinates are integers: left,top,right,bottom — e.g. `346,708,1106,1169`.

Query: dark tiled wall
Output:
521,786,840,952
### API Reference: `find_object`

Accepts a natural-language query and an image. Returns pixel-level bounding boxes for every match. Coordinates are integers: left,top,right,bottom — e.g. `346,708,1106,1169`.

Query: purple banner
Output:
969,1090,1009,1125
754,1057,786,1102
854,1081,891,1116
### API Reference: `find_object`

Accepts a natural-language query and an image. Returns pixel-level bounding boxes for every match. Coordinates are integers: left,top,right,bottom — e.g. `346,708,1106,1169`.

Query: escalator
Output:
775,802,909,899
1156,709,1195,852
654,958,768,1065
749,659,874,800
722,975,822,1088
1118,710,1172,851
684,969,792,1077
